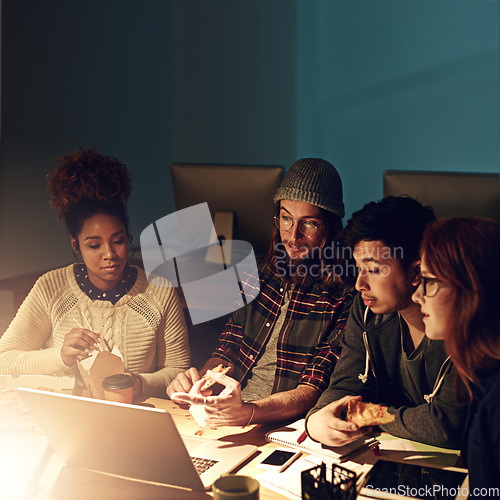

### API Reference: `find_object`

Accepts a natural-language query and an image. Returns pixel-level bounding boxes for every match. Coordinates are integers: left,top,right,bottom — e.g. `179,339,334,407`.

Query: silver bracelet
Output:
243,402,255,427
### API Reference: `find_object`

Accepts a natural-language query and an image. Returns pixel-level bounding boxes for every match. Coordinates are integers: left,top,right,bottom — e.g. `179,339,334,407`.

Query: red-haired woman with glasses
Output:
412,217,500,491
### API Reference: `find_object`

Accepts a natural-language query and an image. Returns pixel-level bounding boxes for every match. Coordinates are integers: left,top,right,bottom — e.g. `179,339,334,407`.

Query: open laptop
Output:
18,388,257,491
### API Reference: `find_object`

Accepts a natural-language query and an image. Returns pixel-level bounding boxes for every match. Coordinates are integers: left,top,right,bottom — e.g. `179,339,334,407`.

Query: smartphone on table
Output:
257,448,302,470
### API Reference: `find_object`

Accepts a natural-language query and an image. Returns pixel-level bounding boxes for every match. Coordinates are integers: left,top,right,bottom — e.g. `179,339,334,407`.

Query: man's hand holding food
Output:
170,368,254,428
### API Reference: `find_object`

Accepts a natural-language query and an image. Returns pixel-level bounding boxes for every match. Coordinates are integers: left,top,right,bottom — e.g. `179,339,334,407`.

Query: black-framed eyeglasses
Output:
420,276,446,298
274,214,322,237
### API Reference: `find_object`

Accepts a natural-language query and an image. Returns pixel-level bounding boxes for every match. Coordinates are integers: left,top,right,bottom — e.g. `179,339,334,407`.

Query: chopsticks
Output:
74,313,106,352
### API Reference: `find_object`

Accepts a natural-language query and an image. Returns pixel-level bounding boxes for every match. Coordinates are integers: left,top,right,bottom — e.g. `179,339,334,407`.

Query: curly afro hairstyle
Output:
47,147,133,241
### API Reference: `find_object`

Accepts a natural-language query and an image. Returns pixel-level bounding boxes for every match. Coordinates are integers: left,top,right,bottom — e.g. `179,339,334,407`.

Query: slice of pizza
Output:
200,364,230,390
347,400,395,427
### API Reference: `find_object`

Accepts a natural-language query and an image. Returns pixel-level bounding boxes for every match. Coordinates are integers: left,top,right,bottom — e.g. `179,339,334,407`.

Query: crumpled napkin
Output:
189,401,210,431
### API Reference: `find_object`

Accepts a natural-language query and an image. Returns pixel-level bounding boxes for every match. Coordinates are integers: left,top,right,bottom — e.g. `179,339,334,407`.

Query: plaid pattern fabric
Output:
213,263,356,394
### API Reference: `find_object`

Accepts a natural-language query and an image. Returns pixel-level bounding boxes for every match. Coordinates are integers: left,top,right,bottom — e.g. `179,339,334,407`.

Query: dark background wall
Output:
0,0,175,278
296,1,499,214
0,0,498,280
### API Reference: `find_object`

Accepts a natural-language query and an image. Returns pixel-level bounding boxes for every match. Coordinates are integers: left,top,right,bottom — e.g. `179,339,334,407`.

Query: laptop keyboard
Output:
190,455,219,475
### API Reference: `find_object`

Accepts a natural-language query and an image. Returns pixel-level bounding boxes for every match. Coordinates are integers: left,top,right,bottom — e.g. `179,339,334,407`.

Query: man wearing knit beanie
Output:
273,158,345,219
168,159,355,428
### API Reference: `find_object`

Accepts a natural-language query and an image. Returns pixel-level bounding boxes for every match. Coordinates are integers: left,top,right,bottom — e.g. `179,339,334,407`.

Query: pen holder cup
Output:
301,463,356,500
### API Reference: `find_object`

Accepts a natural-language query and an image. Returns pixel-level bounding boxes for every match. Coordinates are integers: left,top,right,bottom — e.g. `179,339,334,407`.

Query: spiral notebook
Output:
265,418,378,463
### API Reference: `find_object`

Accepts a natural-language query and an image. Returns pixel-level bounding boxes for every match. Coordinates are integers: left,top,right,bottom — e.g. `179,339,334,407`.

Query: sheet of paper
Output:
376,433,460,468
256,455,322,500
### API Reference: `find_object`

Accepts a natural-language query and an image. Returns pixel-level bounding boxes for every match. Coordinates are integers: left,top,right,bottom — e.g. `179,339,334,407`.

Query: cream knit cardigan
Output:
0,264,191,398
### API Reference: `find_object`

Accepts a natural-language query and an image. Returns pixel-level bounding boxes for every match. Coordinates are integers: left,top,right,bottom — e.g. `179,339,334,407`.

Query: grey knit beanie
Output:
273,158,345,218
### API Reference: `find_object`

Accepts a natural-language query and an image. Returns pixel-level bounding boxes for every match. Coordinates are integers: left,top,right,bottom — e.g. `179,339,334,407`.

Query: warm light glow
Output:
0,433,50,498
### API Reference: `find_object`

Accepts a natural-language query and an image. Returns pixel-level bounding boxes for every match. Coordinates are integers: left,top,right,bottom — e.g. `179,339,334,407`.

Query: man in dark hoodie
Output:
306,196,468,449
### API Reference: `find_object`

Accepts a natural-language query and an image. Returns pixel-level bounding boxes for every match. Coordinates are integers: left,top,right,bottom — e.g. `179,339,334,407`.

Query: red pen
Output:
297,431,307,444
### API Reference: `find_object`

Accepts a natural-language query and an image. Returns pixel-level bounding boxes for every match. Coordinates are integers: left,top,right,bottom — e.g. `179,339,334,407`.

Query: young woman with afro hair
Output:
0,148,190,400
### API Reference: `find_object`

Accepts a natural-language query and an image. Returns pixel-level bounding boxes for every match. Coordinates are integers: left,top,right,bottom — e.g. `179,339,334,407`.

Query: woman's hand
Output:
61,328,101,367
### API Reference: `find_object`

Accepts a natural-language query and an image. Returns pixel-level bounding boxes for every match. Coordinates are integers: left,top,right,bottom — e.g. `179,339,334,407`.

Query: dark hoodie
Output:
307,294,469,449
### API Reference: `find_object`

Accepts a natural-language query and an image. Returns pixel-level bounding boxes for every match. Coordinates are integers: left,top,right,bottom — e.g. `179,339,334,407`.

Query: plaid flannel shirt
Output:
213,263,356,394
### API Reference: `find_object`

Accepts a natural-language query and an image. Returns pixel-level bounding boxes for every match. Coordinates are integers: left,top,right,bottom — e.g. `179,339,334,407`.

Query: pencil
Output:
278,451,302,473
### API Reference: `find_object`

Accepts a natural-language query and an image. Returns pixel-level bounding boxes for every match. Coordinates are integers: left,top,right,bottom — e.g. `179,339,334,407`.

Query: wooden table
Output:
3,393,466,500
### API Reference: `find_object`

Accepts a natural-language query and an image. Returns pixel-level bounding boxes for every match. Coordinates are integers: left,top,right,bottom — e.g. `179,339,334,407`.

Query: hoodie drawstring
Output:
358,306,371,383
357,305,451,402
424,356,452,403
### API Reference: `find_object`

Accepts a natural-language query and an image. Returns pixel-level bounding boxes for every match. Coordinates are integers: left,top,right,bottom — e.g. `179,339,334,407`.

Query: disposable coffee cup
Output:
102,373,134,404
212,475,259,500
